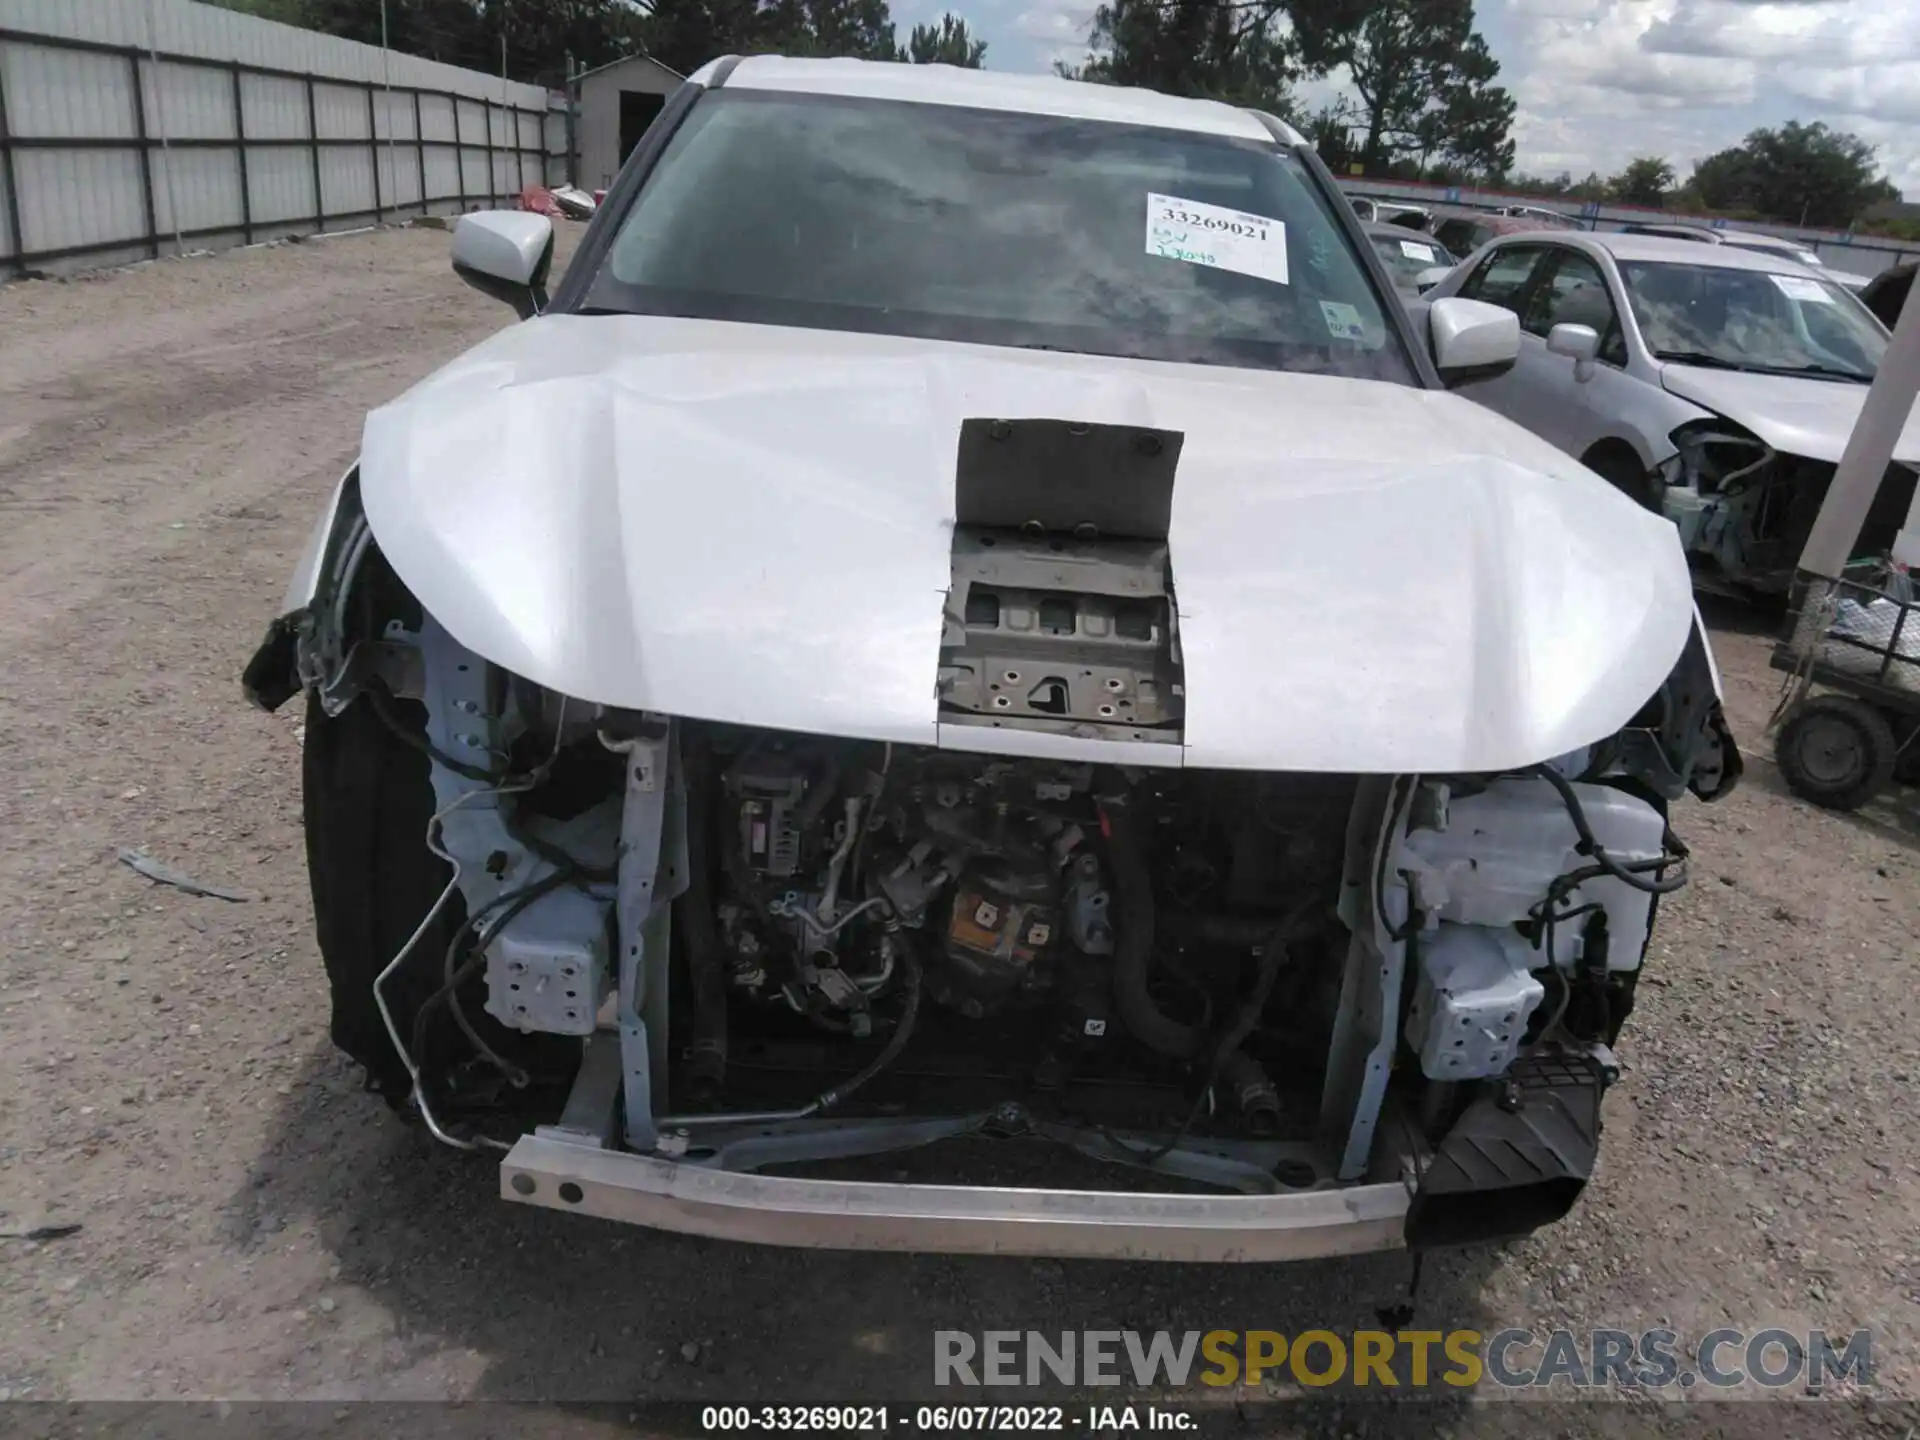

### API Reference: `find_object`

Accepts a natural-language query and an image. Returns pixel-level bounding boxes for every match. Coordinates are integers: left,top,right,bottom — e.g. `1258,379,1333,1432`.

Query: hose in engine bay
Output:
1099,797,1205,1060
1106,904,1307,1167
412,862,580,1091
1525,764,1691,896
655,932,924,1128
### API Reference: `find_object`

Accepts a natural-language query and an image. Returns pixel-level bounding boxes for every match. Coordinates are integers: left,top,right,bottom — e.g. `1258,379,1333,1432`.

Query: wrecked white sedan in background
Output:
1419,230,1915,597
245,57,1740,1262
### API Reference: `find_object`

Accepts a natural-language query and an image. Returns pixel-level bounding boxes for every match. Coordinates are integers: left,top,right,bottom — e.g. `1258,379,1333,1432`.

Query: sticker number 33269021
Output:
1145,193,1289,286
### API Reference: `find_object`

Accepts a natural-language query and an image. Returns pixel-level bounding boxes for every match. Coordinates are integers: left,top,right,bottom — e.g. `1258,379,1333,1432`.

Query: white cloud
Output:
947,0,1917,199
1492,0,1919,193
1011,0,1096,67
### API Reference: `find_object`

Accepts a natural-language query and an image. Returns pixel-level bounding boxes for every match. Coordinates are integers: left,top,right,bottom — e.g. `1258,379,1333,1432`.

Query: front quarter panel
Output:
243,466,365,713
1614,368,1713,471
282,466,358,614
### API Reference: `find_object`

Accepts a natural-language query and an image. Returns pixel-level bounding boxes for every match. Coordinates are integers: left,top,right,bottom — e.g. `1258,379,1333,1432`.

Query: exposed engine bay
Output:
693,731,1351,1134
255,525,1739,1251
1658,422,1919,595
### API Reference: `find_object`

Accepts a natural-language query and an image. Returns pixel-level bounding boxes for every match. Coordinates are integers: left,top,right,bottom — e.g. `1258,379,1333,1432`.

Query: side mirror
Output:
1414,265,1454,294
1548,322,1600,382
451,211,555,320
1547,322,1600,361
1427,297,1520,385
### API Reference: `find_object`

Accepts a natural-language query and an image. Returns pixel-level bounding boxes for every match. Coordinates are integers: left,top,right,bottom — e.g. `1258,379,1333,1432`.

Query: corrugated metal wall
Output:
0,0,564,275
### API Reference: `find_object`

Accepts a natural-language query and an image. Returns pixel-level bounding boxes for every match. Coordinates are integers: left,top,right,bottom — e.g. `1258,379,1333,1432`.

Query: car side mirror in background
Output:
451,211,555,321
1547,322,1601,382
1427,297,1520,385
1414,265,1453,294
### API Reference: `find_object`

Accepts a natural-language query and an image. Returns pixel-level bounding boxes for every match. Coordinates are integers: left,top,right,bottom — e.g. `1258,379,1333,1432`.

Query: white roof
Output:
1579,231,1825,275
691,55,1300,144
576,52,684,84
1719,231,1818,258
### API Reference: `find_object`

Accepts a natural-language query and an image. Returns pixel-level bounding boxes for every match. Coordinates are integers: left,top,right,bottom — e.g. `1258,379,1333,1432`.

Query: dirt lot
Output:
1,225,1917,1433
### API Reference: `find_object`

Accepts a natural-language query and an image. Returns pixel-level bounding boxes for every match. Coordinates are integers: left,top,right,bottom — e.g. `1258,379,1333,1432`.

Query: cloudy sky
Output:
890,0,1919,197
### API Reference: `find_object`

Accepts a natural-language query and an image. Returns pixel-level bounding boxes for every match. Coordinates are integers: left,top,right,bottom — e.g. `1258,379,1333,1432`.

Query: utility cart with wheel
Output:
1766,229,1920,813
1770,563,1920,810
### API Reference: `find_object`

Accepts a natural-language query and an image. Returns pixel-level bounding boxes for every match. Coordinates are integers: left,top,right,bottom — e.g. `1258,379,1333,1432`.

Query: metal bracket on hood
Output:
937,528,1183,743
939,418,1187,747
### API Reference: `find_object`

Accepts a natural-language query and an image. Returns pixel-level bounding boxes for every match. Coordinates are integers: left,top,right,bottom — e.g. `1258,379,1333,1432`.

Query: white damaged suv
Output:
245,56,1740,1262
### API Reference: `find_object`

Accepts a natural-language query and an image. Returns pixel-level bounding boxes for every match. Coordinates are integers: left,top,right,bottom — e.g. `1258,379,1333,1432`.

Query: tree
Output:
765,0,900,61
1288,0,1515,179
1609,156,1675,207
247,0,650,83
643,0,901,73
1687,122,1899,228
1061,0,1296,113
1688,146,1754,213
1305,99,1359,172
1571,171,1607,202
1742,121,1898,228
1510,170,1574,197
201,0,317,23
897,13,985,65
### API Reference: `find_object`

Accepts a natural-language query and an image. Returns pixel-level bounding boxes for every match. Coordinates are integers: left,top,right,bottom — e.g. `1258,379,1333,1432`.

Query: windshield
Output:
1368,230,1451,288
1620,260,1887,380
584,91,1416,381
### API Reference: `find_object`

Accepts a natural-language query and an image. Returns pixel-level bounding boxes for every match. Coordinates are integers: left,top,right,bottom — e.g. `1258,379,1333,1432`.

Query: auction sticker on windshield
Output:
1771,274,1833,304
1146,193,1289,285
1399,239,1437,261
1319,300,1366,339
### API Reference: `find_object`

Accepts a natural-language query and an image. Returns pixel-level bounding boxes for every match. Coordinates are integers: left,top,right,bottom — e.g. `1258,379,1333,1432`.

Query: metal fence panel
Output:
0,0,565,275
153,145,242,233
140,57,232,138
238,71,306,141
318,144,373,216
422,144,459,202
313,80,367,139
376,145,417,208
455,98,484,147
246,143,313,225
374,89,414,140
458,146,487,201
16,147,143,251
5,40,136,138
418,93,456,144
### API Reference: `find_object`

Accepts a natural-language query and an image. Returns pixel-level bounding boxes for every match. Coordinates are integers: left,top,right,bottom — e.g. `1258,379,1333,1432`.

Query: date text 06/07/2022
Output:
699,1405,1197,1432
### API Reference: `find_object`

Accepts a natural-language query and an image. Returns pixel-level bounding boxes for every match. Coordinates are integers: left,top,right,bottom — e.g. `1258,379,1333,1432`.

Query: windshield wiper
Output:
1653,350,1746,370
1655,350,1871,383
1758,362,1871,384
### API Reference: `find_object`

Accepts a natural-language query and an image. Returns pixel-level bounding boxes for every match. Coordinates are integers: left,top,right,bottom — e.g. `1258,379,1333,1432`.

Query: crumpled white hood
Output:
1661,363,1920,465
360,314,1696,773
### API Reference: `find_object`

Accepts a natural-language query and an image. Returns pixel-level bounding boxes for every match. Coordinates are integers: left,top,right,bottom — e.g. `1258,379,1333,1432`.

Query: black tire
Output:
1583,445,1659,511
302,686,463,1104
1775,694,1897,811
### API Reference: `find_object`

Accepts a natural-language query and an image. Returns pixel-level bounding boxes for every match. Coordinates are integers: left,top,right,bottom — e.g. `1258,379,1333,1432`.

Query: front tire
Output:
302,688,462,1104
1584,445,1660,512
1775,694,1896,811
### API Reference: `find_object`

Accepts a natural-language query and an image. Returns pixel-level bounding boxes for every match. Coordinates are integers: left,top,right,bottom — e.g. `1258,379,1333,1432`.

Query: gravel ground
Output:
1,226,1917,1435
